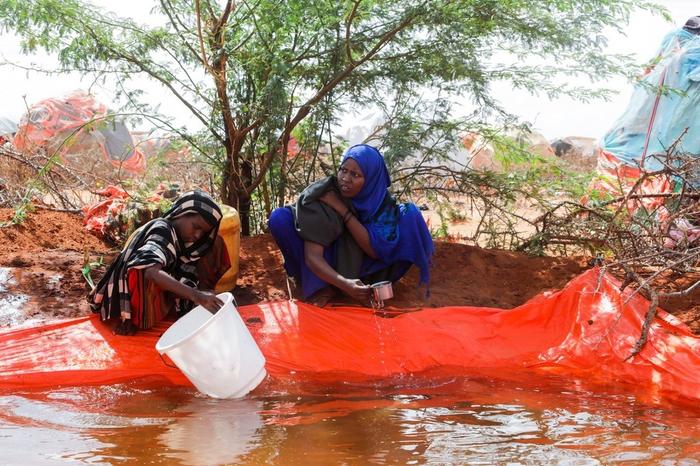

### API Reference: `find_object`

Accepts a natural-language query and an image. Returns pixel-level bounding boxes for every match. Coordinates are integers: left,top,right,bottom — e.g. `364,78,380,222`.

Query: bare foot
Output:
306,287,336,307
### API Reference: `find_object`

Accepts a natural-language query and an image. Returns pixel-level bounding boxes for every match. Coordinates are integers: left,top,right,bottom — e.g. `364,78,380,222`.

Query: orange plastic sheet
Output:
82,185,129,236
1,268,699,402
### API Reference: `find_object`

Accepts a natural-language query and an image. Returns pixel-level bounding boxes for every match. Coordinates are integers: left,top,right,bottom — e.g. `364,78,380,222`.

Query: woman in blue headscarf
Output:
268,144,434,306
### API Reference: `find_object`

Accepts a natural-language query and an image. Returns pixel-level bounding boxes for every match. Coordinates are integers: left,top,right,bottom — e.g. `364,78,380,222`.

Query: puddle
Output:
0,268,30,326
0,267,59,327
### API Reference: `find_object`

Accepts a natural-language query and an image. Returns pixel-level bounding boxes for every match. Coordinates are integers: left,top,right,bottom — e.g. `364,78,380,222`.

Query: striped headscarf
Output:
90,190,223,322
160,190,223,263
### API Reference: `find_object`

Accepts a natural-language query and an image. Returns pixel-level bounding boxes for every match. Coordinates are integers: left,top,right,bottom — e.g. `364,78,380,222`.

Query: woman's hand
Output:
319,190,378,260
193,290,224,313
304,241,371,305
340,278,371,304
318,190,347,214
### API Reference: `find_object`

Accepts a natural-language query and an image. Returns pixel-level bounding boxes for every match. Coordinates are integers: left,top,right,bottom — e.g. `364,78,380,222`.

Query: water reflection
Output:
159,398,263,465
0,371,699,465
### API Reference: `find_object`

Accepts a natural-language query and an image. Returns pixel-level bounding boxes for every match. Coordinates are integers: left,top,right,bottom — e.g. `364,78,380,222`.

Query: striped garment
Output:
89,190,223,323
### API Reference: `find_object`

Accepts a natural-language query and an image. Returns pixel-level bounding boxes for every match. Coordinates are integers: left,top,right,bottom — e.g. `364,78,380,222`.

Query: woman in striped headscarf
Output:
89,190,230,335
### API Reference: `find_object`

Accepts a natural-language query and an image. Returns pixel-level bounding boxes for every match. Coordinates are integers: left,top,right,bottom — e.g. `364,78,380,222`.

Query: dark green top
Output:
288,176,364,279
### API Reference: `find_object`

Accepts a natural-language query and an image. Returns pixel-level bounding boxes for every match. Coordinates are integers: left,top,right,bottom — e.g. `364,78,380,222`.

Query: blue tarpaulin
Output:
602,28,700,170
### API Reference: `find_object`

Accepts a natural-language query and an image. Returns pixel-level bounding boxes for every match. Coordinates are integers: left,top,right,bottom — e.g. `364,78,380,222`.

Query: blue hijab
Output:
342,145,392,221
342,144,434,285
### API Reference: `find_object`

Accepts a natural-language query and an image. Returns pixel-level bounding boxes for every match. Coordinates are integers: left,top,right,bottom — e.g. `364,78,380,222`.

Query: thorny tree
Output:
418,135,700,357
0,0,661,234
529,142,700,358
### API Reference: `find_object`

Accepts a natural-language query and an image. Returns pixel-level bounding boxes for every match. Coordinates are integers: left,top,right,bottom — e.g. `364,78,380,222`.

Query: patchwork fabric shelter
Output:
12,90,144,174
601,28,700,171
589,26,700,244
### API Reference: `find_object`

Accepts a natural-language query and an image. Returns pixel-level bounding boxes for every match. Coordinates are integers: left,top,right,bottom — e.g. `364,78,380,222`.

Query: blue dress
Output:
268,144,434,300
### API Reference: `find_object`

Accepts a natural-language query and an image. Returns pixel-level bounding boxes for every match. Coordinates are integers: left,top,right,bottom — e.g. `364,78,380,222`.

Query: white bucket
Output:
155,292,266,399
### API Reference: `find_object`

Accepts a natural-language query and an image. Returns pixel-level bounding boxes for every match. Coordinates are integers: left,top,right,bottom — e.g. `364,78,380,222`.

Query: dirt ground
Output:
1,208,699,333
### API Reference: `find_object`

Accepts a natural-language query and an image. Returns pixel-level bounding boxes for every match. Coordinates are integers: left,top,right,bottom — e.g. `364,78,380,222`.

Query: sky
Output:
0,0,697,141
495,0,698,140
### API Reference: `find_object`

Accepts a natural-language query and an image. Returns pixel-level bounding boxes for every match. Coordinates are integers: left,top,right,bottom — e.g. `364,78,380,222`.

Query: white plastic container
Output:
155,292,266,399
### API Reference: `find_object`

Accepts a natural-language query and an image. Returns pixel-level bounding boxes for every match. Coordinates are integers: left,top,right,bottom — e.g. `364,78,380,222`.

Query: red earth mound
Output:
0,209,698,332
236,234,588,310
0,208,112,254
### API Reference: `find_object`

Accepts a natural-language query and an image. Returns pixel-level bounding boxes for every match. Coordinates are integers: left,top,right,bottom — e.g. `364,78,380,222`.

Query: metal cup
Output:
370,281,393,309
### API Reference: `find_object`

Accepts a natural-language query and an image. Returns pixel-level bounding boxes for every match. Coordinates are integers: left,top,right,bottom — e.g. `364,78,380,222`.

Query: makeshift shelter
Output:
596,22,700,189
130,131,191,160
589,22,700,245
0,116,17,144
457,127,554,171
0,116,16,136
12,90,144,174
601,27,700,171
551,136,599,159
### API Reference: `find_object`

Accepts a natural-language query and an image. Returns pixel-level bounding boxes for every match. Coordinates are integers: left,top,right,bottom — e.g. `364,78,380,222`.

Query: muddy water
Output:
1,371,700,465
2,268,700,464
0,265,89,329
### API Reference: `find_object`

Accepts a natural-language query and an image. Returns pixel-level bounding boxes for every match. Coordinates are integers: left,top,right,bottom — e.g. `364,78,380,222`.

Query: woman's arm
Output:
143,264,223,313
304,241,371,303
318,191,378,259
342,213,378,259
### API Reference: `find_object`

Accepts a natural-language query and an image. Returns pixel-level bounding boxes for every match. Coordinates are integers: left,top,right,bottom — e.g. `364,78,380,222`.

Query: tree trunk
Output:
239,156,253,236
237,192,252,236
223,154,253,236
222,178,253,236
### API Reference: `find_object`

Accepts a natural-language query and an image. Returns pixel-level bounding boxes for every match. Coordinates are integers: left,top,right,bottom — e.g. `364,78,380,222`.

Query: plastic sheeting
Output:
589,28,700,245
602,28,700,170
12,90,144,173
81,185,172,240
586,149,673,212
0,269,699,402
0,116,17,137
585,149,700,248
81,186,130,236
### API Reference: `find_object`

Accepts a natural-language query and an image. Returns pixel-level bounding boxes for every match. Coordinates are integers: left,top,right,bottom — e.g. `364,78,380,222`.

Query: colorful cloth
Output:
89,191,225,329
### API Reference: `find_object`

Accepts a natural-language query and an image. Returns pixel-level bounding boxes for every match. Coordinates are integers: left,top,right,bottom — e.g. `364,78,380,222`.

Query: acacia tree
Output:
0,0,659,234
